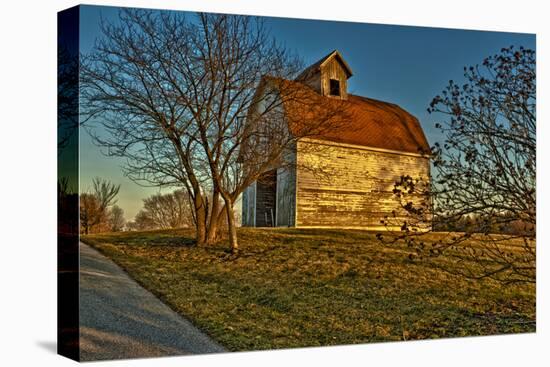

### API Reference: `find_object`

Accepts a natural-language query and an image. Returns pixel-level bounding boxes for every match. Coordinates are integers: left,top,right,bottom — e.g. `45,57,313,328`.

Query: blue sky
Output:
78,5,535,220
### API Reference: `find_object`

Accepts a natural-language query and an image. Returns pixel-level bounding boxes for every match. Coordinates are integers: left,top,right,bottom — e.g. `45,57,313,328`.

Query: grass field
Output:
81,228,535,351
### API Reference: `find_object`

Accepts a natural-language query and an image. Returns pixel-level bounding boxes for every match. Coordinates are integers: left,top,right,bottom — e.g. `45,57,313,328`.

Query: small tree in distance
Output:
134,190,194,230
80,177,121,234
379,46,536,284
109,205,125,232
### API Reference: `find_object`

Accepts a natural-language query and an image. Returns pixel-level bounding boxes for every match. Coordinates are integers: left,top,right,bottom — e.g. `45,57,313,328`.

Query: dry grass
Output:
82,228,535,351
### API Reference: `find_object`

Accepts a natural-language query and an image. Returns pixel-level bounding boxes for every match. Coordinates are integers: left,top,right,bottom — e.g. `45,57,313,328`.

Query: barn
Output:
241,50,431,230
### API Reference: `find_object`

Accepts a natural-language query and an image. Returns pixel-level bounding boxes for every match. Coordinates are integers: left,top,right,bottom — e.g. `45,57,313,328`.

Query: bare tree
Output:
138,189,194,230
93,177,121,210
80,10,347,252
127,210,155,231
80,193,100,235
380,46,535,284
80,10,210,243
79,177,121,234
109,205,126,232
58,46,79,153
179,15,350,253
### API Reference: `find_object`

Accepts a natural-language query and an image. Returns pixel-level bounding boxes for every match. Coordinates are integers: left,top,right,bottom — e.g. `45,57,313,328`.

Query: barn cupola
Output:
295,50,353,100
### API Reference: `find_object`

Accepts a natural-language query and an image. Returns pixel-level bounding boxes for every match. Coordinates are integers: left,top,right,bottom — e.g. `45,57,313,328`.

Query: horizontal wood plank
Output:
296,141,430,228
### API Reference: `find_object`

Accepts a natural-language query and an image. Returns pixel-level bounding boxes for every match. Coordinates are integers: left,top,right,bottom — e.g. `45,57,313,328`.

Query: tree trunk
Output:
206,203,228,244
223,196,238,254
194,194,207,245
205,190,222,244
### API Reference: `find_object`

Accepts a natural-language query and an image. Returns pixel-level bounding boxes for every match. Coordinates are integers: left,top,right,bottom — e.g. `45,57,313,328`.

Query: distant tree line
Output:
432,213,534,236
79,179,206,233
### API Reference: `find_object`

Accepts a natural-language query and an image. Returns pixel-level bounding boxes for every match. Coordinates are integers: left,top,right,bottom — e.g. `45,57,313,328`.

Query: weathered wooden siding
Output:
241,188,248,226
299,57,348,99
320,58,348,99
276,166,296,226
302,72,322,95
295,140,430,229
241,183,256,226
255,170,277,227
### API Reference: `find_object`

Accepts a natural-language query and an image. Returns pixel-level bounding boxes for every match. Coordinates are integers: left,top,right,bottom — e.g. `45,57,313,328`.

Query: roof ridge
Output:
348,93,402,109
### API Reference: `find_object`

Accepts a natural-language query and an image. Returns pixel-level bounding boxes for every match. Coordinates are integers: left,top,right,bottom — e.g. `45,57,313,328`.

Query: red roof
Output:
270,78,431,155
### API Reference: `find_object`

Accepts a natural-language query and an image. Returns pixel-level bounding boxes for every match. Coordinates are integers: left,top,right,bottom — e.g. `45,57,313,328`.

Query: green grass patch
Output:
82,228,535,351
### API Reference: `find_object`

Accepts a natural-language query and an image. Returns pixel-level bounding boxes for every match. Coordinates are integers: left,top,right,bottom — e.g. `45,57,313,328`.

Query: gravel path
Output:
79,242,226,361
